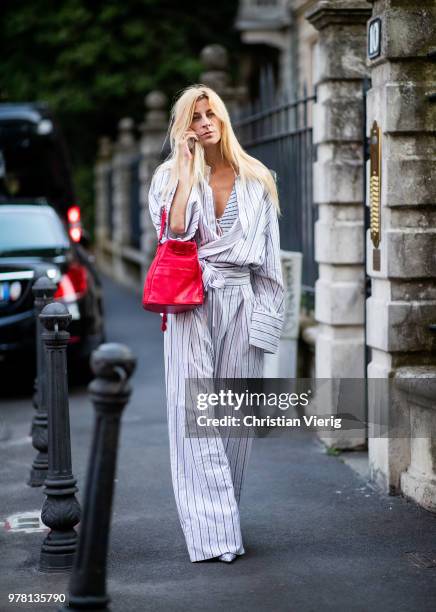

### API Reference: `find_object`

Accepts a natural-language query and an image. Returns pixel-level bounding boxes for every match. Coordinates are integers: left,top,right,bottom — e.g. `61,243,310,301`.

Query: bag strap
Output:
158,206,168,243
158,209,168,331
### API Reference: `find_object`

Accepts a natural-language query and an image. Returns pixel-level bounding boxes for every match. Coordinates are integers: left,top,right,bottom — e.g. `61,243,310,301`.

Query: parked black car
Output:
0,102,85,243
0,201,105,373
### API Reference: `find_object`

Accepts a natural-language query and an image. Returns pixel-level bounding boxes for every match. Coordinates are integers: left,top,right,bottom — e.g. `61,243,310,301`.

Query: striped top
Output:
216,185,238,235
148,163,285,354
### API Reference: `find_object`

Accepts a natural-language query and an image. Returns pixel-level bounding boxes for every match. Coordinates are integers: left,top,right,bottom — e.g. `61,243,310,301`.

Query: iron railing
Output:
233,68,317,306
128,154,142,249
105,167,114,240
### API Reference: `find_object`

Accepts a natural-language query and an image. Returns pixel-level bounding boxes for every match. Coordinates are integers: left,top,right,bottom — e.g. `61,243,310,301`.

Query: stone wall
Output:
365,0,436,499
94,97,167,292
233,0,436,513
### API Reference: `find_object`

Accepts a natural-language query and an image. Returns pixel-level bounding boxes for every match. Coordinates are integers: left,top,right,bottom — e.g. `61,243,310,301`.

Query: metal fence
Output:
233,68,317,306
105,167,114,240
129,154,142,249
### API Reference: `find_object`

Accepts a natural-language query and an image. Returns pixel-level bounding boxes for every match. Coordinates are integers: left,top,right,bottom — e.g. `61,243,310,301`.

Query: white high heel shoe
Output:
219,552,237,563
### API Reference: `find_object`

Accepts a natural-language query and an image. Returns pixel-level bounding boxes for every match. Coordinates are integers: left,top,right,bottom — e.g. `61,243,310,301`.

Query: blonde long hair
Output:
160,84,280,213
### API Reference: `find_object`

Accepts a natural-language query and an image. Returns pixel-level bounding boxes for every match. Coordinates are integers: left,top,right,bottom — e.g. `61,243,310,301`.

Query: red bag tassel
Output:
161,313,167,332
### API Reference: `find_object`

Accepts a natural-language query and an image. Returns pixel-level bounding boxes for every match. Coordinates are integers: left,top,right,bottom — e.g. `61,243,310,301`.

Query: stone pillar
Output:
394,368,436,511
139,91,168,277
94,136,113,274
112,118,138,284
306,0,372,448
365,0,436,497
199,44,247,114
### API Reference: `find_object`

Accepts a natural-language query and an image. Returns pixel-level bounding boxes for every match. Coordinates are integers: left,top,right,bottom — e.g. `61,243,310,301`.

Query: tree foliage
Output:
0,0,241,233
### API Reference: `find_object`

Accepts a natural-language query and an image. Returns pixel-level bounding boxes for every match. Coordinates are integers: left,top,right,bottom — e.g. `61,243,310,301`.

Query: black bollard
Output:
28,275,57,487
61,343,136,611
39,301,81,572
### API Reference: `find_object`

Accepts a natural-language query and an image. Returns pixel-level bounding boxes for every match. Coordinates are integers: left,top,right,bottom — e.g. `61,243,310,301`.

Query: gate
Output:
233,67,317,309
129,154,142,250
106,167,114,240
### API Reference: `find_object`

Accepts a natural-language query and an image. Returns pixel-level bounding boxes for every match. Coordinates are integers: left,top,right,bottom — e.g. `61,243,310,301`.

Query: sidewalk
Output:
1,274,436,612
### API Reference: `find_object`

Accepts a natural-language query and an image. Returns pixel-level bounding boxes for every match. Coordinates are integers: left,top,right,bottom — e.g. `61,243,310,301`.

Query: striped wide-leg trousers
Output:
163,270,264,562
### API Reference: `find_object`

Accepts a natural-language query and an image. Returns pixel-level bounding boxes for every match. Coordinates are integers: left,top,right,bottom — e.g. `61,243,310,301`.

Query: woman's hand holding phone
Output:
188,137,196,152
172,130,199,231
179,130,199,164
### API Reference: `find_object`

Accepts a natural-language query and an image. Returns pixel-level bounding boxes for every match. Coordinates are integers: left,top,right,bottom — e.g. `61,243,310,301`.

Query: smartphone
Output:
188,137,197,152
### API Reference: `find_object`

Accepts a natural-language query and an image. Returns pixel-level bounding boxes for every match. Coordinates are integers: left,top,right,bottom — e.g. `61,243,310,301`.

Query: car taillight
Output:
67,205,82,243
54,263,88,301
69,226,82,242
67,206,80,224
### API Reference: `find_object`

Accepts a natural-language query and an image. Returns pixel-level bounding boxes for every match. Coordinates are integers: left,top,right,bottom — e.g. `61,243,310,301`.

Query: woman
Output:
148,84,285,563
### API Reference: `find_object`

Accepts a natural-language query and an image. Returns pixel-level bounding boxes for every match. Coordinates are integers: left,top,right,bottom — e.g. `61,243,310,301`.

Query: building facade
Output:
235,0,436,508
94,0,436,512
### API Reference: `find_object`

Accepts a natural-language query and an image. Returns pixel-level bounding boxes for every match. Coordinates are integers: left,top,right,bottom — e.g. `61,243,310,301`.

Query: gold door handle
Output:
369,121,381,249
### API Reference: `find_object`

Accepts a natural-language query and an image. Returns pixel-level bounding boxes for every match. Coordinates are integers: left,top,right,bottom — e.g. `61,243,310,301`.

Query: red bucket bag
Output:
142,205,204,331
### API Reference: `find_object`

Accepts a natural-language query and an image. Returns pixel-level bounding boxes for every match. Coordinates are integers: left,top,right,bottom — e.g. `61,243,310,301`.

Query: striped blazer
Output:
148,163,285,354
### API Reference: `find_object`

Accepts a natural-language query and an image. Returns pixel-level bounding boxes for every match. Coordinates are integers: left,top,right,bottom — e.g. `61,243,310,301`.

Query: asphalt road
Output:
1,274,436,612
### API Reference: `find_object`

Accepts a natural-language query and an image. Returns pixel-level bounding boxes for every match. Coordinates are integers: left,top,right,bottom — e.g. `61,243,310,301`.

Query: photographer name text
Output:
197,415,342,429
